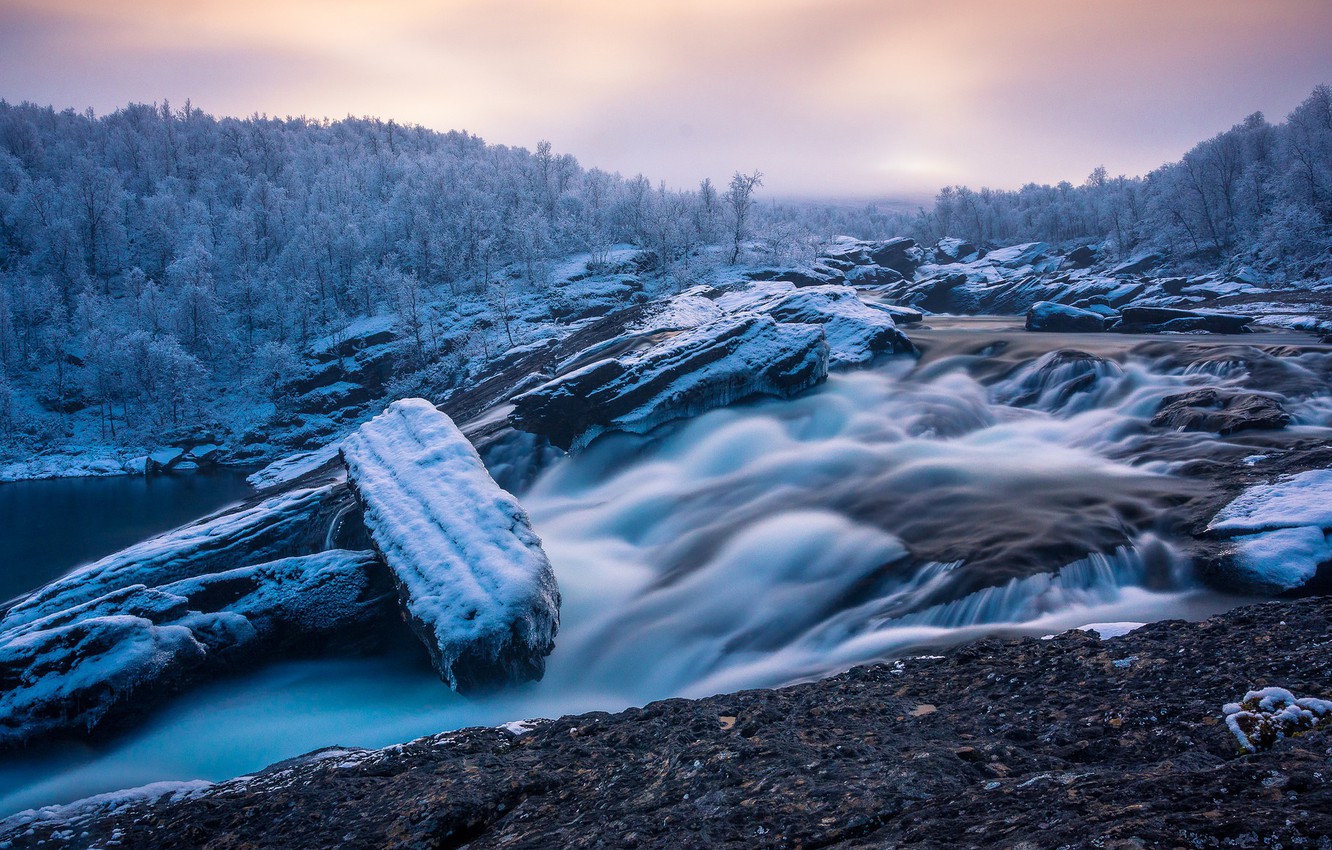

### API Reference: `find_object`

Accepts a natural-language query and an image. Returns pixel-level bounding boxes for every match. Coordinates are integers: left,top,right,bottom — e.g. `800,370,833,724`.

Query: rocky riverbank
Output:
5,595,1331,849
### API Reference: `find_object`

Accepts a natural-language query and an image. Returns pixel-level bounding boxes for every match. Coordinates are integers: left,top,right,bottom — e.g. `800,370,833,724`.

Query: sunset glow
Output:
2,2,1332,191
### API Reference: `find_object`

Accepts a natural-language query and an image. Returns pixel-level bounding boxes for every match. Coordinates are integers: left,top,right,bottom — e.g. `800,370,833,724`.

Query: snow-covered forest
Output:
0,86,1329,467
915,86,1332,272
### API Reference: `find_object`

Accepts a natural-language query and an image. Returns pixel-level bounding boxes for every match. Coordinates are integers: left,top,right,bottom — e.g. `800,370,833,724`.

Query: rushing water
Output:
7,320,1323,817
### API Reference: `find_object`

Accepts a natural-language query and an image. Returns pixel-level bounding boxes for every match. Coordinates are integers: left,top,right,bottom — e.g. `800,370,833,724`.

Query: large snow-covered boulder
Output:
1206,469,1332,592
0,550,389,746
1025,301,1107,333
510,313,829,451
341,399,560,691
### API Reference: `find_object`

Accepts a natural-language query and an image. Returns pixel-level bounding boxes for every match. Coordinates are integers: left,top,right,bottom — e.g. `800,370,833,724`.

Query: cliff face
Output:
8,596,1332,849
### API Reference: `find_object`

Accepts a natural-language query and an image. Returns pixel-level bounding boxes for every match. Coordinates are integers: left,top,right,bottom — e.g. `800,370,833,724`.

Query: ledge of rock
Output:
12,596,1332,849
0,550,390,747
509,312,829,452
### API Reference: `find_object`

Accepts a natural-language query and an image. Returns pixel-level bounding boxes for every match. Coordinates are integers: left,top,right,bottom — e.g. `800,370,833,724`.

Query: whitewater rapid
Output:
1,336,1283,816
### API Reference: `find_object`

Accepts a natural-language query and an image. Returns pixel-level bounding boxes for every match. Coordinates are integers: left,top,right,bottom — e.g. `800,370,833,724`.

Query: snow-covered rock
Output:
1223,687,1332,753
0,550,387,746
247,442,344,490
819,236,924,278
932,237,978,265
714,282,913,366
1025,301,1106,333
510,313,829,451
1209,469,1332,533
146,447,186,473
1,485,347,632
1207,469,1332,593
341,399,560,691
1228,527,1332,591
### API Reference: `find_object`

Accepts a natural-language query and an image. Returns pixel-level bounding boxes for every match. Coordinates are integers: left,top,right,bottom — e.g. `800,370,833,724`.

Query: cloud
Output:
2,0,1330,196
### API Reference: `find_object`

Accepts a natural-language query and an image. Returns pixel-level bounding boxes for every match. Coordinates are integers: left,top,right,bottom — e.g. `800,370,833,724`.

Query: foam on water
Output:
0,349,1285,817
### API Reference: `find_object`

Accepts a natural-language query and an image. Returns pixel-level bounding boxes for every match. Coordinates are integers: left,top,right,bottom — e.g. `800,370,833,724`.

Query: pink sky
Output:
2,0,1330,198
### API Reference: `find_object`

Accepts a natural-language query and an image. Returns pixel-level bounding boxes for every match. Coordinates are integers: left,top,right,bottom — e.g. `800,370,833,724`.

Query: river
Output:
7,318,1322,816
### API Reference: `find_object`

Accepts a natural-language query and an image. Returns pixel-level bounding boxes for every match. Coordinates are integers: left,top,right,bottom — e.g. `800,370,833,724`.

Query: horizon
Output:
3,0,1331,198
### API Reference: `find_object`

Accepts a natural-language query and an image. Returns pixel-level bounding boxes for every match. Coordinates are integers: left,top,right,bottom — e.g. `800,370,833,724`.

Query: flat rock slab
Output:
13,596,1332,849
0,550,388,746
341,399,560,691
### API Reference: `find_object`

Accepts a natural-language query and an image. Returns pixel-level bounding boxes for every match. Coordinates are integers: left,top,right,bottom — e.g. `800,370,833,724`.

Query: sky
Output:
2,0,1331,200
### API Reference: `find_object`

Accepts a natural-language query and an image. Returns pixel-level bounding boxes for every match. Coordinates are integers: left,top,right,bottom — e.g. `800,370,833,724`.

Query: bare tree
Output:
724,170,763,264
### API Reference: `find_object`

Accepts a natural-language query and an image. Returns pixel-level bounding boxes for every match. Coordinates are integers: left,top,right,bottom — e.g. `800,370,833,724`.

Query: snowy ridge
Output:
341,399,560,691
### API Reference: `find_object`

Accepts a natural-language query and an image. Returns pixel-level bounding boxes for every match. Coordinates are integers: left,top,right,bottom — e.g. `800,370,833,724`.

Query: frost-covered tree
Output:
724,170,763,264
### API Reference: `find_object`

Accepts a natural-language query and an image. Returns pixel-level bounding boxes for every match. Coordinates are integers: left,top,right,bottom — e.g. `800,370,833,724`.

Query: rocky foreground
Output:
6,596,1332,849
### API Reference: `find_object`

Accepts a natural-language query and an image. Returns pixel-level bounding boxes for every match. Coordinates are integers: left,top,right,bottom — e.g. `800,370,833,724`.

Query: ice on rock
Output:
1075,622,1146,639
1206,469,1332,592
1229,526,1332,591
341,399,560,691
510,313,829,451
1208,469,1332,533
1223,687,1332,753
247,442,344,490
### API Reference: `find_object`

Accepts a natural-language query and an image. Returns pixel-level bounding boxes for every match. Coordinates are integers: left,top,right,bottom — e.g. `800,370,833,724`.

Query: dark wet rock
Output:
1116,306,1255,335
1110,252,1166,275
1025,301,1106,332
18,596,1332,850
1063,244,1100,269
509,313,829,452
914,272,970,313
1152,388,1292,436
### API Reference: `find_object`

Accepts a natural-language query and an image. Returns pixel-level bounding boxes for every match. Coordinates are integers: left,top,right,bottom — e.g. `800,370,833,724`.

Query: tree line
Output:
911,86,1332,273
0,100,794,440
